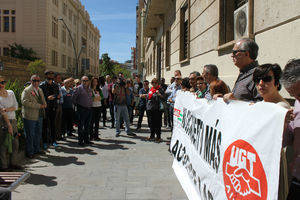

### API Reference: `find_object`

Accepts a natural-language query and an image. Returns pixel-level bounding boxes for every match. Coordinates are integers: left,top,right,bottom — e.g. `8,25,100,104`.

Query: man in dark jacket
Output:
39,70,59,148
136,80,150,130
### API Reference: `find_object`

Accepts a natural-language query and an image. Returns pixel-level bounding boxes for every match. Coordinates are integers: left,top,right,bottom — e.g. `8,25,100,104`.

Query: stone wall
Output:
0,56,45,84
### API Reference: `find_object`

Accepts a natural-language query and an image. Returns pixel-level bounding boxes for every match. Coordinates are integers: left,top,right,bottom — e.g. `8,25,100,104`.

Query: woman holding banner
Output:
145,78,165,142
253,63,291,200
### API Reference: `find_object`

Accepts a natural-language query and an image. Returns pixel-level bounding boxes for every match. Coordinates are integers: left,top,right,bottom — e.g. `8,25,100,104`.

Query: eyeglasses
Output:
232,49,247,56
82,80,89,82
151,82,157,84
0,81,6,85
175,78,182,81
253,75,273,84
197,82,205,85
32,80,40,82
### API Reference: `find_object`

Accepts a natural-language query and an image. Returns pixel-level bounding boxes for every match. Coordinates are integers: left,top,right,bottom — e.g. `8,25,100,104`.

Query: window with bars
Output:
11,16,15,32
219,0,249,46
62,54,66,68
165,30,171,70
3,16,9,32
180,2,189,61
51,50,58,66
62,28,66,44
3,47,9,56
52,17,58,38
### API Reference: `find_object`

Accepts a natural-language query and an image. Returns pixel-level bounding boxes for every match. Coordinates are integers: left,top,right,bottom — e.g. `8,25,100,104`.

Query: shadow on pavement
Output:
91,143,129,150
36,154,85,166
54,145,97,155
25,173,57,187
99,138,136,145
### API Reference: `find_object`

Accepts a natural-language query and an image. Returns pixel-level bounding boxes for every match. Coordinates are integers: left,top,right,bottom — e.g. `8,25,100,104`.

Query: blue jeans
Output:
77,105,92,143
24,117,43,156
114,105,131,135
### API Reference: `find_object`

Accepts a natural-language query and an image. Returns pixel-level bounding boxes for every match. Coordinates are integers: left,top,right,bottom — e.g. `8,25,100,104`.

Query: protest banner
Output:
170,91,288,200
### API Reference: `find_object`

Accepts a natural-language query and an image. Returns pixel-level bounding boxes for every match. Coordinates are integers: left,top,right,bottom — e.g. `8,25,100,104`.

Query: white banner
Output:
170,91,288,200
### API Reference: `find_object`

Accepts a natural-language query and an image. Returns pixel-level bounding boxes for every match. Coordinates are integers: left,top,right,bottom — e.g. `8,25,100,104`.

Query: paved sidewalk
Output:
13,121,186,200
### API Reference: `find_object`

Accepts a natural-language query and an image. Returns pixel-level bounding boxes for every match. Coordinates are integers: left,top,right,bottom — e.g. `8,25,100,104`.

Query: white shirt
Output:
102,84,109,99
0,90,18,120
92,91,102,107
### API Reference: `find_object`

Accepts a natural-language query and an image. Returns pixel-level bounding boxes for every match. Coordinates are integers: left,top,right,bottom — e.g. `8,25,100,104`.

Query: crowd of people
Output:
0,38,299,199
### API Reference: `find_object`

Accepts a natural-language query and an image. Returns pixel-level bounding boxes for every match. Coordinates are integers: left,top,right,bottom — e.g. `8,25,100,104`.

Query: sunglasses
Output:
232,49,247,56
253,75,273,84
151,82,157,84
82,80,89,82
32,79,40,82
0,81,6,85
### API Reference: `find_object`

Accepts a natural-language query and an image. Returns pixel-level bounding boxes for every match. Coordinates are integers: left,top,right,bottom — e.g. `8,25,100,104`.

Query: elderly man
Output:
281,59,300,199
165,70,182,96
72,76,93,146
223,38,262,102
22,75,47,158
167,76,182,129
202,64,219,84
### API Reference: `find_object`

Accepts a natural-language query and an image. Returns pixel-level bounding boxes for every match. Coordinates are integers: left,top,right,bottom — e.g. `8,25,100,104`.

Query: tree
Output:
9,43,38,61
113,64,131,78
99,53,114,76
28,59,45,75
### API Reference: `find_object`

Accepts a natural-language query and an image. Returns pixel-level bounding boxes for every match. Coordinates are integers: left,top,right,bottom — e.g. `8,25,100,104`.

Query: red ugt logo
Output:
223,140,267,200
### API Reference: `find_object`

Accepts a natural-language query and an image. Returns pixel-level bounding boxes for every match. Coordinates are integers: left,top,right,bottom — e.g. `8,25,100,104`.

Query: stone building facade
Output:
0,0,100,77
138,0,300,97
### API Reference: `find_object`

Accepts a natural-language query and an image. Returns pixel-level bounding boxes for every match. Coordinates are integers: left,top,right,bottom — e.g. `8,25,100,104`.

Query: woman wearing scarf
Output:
146,78,165,142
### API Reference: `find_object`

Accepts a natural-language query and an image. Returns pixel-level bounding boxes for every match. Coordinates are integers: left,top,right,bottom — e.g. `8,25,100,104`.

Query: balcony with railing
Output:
143,0,171,37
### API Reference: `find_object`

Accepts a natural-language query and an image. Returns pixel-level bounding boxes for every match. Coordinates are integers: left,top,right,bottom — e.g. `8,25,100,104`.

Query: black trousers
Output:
62,108,73,136
109,101,115,127
137,106,149,128
77,106,92,143
287,178,300,200
148,110,162,139
90,106,101,139
101,105,107,126
43,107,57,144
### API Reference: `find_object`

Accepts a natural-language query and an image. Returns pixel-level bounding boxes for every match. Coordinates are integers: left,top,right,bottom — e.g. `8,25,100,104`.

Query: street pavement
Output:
13,119,187,200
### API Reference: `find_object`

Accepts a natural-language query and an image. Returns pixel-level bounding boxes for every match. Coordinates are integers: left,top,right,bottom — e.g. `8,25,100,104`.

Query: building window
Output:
3,10,9,15
68,35,72,47
62,54,66,68
165,30,171,70
62,27,66,44
3,16,9,32
180,1,190,61
3,47,9,56
69,9,72,22
219,0,250,46
52,0,58,7
68,56,72,68
51,50,58,66
11,17,15,32
63,3,67,16
52,17,58,38
11,10,15,15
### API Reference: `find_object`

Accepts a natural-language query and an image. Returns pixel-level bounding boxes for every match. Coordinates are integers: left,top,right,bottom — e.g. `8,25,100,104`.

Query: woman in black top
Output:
146,78,165,142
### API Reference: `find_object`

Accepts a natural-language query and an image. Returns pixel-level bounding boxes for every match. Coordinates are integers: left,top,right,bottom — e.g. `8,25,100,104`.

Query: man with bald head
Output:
72,76,93,146
223,38,262,102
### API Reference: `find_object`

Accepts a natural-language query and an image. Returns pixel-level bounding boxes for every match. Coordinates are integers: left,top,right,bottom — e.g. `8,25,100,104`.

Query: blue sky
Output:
82,0,137,63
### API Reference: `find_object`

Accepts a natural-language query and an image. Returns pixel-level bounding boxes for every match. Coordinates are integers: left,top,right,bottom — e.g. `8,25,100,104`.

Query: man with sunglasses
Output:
136,80,150,131
223,38,262,102
40,70,60,148
22,75,47,158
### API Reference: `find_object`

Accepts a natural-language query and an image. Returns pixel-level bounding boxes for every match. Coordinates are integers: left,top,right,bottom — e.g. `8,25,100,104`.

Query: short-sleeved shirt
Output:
0,90,18,120
232,61,262,102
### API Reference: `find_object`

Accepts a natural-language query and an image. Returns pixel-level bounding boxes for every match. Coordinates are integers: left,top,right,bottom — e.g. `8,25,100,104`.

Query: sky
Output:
82,0,137,63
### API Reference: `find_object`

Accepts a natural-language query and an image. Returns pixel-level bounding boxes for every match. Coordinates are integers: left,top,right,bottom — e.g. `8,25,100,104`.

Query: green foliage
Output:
113,64,131,79
99,53,131,78
9,43,38,61
5,80,25,133
99,53,114,76
28,59,45,75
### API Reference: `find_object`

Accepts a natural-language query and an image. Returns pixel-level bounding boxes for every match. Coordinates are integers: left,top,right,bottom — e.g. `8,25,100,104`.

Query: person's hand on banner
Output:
213,94,223,100
223,93,236,103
